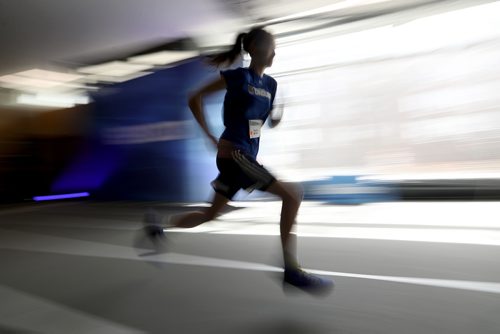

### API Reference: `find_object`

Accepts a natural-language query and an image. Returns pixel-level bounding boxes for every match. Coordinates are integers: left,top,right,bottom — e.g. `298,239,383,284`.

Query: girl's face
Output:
250,35,276,68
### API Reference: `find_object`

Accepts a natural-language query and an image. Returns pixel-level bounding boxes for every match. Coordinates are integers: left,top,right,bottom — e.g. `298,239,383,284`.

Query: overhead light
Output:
267,0,392,23
127,50,199,65
16,93,90,108
0,68,84,90
78,61,153,77
0,74,62,89
84,71,152,83
16,69,82,82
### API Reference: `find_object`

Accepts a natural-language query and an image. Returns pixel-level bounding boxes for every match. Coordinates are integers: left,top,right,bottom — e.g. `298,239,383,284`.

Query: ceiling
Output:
0,0,235,75
0,0,469,76
0,0,493,109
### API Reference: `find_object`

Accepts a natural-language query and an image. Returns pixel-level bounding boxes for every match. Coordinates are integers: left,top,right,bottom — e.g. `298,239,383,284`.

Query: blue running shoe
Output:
284,267,334,296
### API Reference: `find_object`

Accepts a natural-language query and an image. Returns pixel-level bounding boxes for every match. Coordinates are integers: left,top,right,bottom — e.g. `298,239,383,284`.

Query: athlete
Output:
145,27,333,295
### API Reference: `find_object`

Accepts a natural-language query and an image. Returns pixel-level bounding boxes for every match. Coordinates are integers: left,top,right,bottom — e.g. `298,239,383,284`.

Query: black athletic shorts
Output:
211,150,276,200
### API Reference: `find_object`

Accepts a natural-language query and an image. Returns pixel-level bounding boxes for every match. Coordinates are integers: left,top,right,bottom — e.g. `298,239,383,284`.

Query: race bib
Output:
249,119,263,139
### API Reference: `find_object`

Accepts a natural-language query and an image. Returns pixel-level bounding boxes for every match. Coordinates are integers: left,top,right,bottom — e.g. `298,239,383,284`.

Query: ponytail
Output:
207,27,271,68
207,32,247,67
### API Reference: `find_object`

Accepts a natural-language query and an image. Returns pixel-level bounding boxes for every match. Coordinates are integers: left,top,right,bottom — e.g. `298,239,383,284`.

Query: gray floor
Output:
1,201,499,334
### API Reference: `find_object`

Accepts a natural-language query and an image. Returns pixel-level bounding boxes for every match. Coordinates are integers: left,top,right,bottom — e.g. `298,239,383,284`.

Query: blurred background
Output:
2,0,500,203
2,2,500,334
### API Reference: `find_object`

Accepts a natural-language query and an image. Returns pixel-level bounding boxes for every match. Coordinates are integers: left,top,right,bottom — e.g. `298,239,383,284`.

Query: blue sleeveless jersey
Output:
220,67,277,159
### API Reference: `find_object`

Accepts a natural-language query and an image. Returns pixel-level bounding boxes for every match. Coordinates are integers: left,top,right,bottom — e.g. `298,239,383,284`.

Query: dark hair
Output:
208,27,272,67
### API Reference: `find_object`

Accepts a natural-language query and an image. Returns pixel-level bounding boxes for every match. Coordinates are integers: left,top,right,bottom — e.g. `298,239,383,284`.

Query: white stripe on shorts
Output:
232,151,273,185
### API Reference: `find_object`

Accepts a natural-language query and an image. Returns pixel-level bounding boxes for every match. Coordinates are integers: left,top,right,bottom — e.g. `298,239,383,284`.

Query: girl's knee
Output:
283,182,303,206
267,180,303,206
